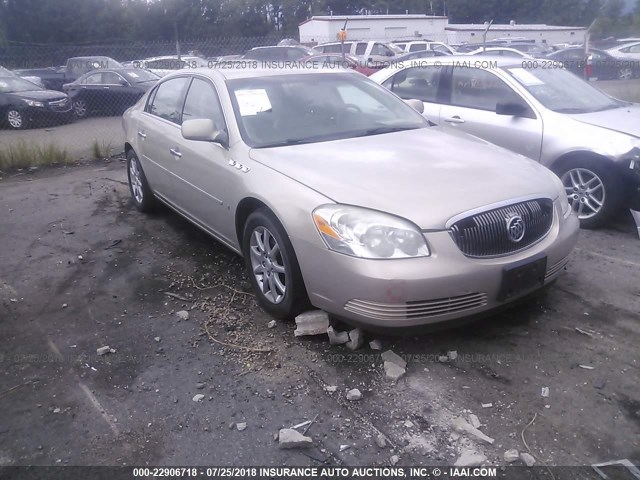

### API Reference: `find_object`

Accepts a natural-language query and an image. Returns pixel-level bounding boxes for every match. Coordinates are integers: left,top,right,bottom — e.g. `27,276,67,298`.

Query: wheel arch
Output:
549,150,613,175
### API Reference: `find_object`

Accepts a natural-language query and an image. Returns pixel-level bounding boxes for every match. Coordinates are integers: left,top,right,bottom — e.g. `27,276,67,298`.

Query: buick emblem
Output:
506,214,526,243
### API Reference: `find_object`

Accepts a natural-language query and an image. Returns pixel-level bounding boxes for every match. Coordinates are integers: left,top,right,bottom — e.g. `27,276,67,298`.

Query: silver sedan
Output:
123,68,578,328
371,57,640,228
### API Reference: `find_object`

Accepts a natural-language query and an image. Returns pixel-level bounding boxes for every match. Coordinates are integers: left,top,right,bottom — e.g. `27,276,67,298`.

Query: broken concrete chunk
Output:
346,388,362,401
481,403,493,408
96,346,114,356
390,455,399,465
452,417,495,445
375,434,387,448
520,452,536,467
192,394,205,402
327,326,349,345
339,444,350,452
176,310,190,321
324,385,338,393
369,339,382,350
381,350,407,369
504,449,519,463
454,450,487,467
278,428,312,449
293,310,330,337
468,414,481,429
267,320,277,329
384,361,406,382
345,328,364,350
236,422,247,431
541,386,549,397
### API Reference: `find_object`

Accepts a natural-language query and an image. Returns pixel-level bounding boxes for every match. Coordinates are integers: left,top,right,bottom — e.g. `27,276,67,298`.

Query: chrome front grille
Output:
450,198,554,258
344,292,488,321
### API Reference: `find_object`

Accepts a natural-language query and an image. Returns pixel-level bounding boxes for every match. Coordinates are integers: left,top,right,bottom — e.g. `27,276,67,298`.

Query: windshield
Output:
226,73,428,148
123,69,159,83
505,66,624,113
0,76,42,93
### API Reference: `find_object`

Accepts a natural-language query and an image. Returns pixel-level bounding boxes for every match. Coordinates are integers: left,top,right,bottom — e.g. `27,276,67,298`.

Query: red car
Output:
304,53,379,76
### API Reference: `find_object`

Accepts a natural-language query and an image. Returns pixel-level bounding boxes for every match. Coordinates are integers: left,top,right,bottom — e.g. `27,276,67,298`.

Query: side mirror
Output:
182,118,228,146
496,101,528,117
404,99,424,114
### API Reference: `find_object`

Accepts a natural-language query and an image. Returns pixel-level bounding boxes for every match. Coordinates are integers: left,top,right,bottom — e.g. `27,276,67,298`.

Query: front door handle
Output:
444,116,465,124
137,131,147,138
169,148,182,158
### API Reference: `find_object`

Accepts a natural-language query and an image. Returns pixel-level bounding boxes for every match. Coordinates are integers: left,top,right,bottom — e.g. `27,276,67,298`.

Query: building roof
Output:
300,14,447,26
446,24,585,31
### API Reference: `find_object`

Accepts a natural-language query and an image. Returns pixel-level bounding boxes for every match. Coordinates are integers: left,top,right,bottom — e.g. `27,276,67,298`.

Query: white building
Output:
445,23,587,46
298,14,449,44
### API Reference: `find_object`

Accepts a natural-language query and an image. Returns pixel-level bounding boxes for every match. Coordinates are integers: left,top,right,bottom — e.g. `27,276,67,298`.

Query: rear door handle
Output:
137,131,147,138
169,148,182,158
444,116,465,124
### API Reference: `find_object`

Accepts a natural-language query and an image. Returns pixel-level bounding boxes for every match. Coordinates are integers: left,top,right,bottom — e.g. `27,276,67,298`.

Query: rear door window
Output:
385,66,444,102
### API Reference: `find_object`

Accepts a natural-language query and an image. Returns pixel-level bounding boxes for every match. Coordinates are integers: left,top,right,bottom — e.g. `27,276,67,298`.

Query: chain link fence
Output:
1,34,639,171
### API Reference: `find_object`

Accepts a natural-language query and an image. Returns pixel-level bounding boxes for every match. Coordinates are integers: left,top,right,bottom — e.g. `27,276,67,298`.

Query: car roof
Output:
166,67,360,81
378,54,523,72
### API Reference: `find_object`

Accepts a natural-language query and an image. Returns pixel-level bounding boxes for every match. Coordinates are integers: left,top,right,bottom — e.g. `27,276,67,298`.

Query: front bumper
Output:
24,103,73,126
293,209,579,328
622,159,640,210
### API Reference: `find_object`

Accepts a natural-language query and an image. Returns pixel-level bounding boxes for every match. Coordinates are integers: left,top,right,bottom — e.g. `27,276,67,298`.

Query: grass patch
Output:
0,140,72,171
91,139,114,161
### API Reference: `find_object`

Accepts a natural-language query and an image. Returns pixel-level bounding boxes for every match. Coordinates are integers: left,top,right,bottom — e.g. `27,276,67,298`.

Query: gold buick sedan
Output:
123,67,579,328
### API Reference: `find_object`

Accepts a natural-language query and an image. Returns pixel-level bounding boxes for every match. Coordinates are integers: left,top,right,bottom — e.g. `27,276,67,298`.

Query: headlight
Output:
312,204,430,259
23,99,44,107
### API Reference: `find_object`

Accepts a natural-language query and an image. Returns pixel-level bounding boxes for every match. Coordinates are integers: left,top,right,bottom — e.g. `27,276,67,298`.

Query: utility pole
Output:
482,20,493,51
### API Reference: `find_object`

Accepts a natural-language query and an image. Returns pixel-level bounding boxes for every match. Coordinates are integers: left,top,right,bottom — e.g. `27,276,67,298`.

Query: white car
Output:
606,41,640,60
132,56,209,77
391,41,455,55
466,47,533,58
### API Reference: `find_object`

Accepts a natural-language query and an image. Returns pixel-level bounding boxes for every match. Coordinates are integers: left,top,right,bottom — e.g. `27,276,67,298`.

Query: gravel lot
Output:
0,161,638,471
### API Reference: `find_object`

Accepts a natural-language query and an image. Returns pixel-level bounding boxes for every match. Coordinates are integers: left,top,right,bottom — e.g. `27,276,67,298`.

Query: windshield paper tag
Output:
235,89,272,116
509,68,544,86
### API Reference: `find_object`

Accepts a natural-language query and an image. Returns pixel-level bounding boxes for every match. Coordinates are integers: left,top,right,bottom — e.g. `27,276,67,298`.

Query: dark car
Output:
14,56,124,91
0,76,72,129
242,46,314,62
63,68,159,118
547,47,639,80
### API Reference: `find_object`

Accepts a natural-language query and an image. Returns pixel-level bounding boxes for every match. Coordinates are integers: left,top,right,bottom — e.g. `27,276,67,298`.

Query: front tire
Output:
554,158,622,229
242,208,309,320
127,150,158,212
6,109,26,130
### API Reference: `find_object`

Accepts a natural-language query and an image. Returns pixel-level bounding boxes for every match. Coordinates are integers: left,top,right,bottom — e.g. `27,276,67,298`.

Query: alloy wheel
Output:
618,68,633,80
129,157,144,204
74,100,87,117
7,110,23,129
249,226,287,304
561,167,605,220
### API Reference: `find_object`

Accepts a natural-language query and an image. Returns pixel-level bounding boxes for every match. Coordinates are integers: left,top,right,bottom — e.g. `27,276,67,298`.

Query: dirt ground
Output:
0,161,639,472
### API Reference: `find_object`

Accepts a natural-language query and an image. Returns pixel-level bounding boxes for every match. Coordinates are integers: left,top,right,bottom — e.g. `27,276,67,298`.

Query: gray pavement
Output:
0,162,638,468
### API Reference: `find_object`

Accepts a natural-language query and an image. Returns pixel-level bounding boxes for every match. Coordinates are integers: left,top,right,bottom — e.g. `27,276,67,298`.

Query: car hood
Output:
248,127,559,229
9,90,67,102
567,105,640,138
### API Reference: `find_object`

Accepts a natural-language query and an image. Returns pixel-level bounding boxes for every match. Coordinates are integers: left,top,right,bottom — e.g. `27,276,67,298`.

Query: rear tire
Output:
553,158,622,229
127,150,158,212
242,208,309,320
73,99,88,118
